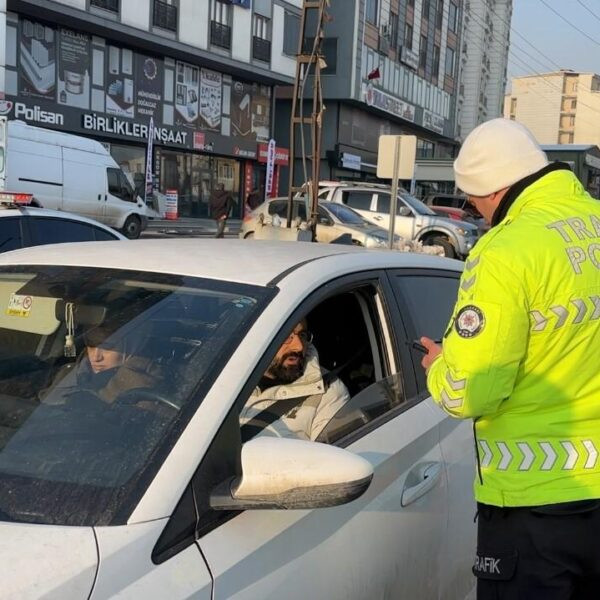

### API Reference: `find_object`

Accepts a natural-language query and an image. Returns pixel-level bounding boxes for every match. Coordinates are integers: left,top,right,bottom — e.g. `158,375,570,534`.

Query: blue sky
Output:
508,0,600,82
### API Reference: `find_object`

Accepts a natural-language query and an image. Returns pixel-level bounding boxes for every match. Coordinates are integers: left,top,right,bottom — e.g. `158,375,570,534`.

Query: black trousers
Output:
475,501,600,599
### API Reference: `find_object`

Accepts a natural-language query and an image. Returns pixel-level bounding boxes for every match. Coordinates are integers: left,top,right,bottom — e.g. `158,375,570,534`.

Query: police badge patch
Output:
455,305,485,338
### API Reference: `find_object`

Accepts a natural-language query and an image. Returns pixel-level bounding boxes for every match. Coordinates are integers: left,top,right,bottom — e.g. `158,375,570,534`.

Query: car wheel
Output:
244,231,255,239
122,215,142,239
425,235,456,258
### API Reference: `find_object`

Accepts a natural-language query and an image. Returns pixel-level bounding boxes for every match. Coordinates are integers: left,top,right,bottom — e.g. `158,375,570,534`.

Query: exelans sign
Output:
82,114,188,145
14,103,64,125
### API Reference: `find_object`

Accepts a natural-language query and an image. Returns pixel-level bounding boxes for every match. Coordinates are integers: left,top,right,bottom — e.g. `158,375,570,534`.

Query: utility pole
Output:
286,0,330,241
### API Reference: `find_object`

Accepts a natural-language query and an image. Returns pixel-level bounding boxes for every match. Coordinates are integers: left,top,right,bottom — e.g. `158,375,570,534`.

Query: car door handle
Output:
401,462,443,507
373,215,383,221
98,194,102,201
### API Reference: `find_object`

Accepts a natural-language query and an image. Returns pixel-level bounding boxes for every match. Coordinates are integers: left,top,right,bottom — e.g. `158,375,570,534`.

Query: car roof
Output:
0,206,127,238
0,239,460,286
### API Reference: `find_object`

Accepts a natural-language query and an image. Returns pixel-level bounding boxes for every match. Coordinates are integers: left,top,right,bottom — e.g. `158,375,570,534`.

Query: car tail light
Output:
0,192,33,205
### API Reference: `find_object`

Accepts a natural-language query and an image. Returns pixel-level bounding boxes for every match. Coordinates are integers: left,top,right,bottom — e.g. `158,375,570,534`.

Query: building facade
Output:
1,0,296,219
504,70,600,147
275,0,467,196
456,0,511,141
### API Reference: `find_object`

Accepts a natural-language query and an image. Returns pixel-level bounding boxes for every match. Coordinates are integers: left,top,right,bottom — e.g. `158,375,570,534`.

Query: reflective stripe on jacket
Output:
427,168,600,507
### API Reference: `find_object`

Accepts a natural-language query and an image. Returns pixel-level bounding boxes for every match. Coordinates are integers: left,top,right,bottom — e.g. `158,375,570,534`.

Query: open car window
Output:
0,266,271,527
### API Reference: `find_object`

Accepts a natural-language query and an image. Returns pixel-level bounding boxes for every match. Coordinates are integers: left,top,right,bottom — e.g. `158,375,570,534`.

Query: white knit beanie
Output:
454,118,549,196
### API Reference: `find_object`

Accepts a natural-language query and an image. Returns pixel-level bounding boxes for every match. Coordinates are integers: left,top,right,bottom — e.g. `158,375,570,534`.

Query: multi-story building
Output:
456,0,511,141
504,70,600,146
275,0,467,195
0,0,298,219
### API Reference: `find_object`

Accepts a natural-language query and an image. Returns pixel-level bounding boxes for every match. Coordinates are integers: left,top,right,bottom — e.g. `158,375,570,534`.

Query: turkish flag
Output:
367,67,381,80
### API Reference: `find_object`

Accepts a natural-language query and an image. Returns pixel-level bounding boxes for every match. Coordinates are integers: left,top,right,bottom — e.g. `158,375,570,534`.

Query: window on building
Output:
90,0,119,12
417,139,435,159
211,0,232,49
419,35,428,69
253,15,271,62
423,0,430,20
283,11,301,56
389,12,399,48
153,0,178,33
433,45,440,77
303,37,338,74
366,0,378,25
435,0,444,28
448,2,458,32
404,22,413,50
445,46,455,76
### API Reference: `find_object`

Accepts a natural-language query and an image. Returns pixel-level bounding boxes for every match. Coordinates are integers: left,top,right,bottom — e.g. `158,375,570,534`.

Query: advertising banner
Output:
175,60,199,128
57,28,90,109
199,68,222,131
19,19,56,101
251,85,271,142
231,80,253,138
265,139,276,200
136,54,164,122
106,46,135,118
165,188,178,220
144,117,155,202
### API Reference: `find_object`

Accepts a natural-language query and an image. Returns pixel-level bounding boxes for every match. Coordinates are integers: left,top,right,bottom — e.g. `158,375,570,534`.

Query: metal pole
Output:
388,137,400,249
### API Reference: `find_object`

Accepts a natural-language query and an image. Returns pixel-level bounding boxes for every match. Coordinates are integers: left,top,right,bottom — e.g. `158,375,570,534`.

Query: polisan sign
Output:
14,102,65,126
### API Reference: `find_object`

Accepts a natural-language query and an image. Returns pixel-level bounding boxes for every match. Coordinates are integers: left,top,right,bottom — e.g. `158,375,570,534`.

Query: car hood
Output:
0,522,97,599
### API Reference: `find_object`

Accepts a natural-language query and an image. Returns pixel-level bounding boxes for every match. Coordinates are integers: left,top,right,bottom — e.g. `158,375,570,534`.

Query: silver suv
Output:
318,182,479,258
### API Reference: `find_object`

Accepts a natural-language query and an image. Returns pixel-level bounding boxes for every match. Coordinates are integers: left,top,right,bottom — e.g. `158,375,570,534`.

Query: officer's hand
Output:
420,337,442,371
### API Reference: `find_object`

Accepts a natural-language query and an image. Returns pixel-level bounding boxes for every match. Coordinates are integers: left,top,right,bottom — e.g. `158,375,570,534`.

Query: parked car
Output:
422,193,489,233
5,120,148,238
0,239,475,599
316,181,479,258
240,197,403,248
0,202,126,253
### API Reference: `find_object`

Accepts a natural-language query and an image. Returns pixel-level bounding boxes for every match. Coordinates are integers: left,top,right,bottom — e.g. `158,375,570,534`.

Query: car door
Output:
105,167,141,227
386,268,477,599
26,216,101,247
194,273,448,599
374,192,418,240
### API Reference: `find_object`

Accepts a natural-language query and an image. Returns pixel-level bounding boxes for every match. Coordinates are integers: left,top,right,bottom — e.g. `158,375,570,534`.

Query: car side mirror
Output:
318,216,333,226
210,437,373,510
398,206,412,217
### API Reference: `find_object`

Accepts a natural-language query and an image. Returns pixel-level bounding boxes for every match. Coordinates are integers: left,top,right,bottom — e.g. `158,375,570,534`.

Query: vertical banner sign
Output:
244,161,254,217
144,117,155,202
265,139,276,201
165,188,178,220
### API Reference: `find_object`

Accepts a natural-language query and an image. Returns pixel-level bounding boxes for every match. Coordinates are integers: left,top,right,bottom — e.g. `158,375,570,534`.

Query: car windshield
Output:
323,203,365,225
400,192,436,216
0,266,271,526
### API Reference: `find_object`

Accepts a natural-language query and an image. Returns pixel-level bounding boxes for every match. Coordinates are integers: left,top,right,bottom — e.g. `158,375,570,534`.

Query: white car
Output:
0,204,126,252
0,239,475,599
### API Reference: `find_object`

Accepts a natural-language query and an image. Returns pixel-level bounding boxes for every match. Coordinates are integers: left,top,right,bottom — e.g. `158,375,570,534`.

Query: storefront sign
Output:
14,102,64,125
82,113,187,145
265,139,276,199
363,83,416,123
234,146,257,159
258,143,289,166
422,110,445,135
400,47,419,72
342,152,361,171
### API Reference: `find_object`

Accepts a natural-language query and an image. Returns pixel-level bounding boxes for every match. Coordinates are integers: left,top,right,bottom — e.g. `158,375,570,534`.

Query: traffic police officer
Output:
421,118,600,598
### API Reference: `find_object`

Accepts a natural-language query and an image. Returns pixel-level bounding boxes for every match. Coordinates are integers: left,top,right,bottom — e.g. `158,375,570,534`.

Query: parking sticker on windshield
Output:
6,293,33,317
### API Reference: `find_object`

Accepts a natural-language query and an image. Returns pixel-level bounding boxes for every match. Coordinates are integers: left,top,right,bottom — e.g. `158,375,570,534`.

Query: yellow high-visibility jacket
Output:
427,168,600,507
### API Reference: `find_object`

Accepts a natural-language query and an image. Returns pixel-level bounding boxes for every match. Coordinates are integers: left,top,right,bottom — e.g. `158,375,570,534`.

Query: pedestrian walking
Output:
420,118,600,599
209,183,233,239
246,184,264,212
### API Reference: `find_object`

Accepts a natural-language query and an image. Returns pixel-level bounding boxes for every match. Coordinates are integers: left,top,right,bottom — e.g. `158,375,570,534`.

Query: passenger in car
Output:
240,320,350,441
42,325,162,406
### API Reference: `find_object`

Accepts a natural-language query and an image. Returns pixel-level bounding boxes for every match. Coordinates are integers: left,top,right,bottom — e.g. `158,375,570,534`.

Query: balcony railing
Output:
252,36,271,62
90,0,119,12
211,21,232,49
153,1,178,32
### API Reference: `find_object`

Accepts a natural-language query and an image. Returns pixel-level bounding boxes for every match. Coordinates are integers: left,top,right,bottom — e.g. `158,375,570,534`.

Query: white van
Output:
5,121,148,238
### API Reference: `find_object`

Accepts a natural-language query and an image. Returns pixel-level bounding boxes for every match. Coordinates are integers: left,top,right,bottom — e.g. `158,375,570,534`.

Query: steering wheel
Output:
115,388,181,412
